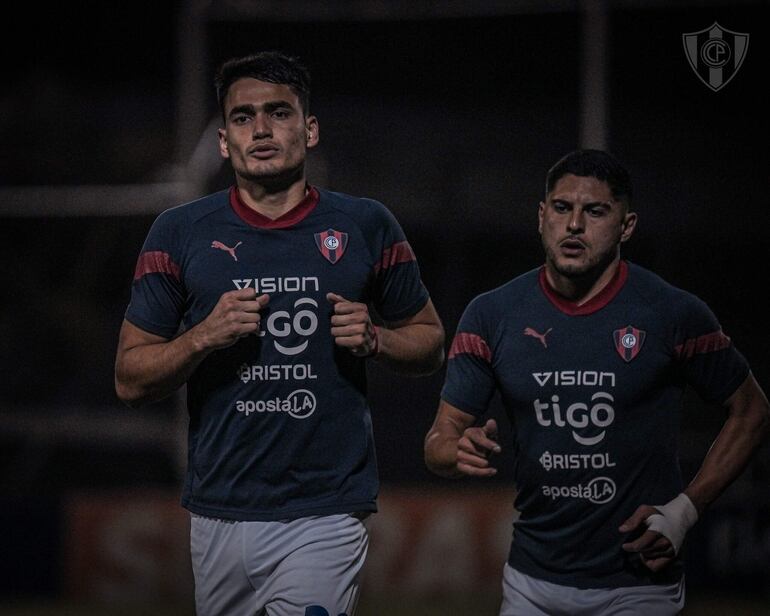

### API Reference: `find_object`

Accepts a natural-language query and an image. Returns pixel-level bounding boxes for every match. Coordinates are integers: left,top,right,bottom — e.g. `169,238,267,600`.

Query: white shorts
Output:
500,563,685,616
190,513,369,616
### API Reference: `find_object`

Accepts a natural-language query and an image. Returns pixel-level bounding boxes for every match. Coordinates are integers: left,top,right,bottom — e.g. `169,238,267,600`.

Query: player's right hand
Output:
193,289,269,351
456,419,501,477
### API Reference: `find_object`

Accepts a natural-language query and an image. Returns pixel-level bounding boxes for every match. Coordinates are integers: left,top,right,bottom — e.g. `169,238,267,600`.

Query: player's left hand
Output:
327,292,378,357
619,505,676,572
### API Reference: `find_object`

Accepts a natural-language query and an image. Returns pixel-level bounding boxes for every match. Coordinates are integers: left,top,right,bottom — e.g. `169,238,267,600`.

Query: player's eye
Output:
552,202,569,213
232,114,251,125
272,109,290,119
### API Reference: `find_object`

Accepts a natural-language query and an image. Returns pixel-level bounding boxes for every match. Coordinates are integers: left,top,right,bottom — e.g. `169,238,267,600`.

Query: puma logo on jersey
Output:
524,327,553,348
212,240,242,261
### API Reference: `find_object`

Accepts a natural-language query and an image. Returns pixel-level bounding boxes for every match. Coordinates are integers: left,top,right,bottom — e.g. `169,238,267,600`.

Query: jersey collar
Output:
539,260,628,316
229,185,319,229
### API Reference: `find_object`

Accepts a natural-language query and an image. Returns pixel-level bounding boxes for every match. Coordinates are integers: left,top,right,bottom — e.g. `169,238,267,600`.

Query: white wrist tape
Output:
645,493,699,555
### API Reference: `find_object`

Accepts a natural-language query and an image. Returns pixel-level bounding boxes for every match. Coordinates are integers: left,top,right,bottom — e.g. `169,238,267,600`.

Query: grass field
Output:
0,592,768,616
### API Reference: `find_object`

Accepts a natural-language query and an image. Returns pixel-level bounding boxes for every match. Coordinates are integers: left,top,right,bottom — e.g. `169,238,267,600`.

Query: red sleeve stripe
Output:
674,330,731,359
374,240,416,274
133,251,181,282
449,333,492,362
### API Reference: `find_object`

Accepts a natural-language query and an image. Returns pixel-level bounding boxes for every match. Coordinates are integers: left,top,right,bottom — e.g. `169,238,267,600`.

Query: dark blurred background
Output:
1,0,768,613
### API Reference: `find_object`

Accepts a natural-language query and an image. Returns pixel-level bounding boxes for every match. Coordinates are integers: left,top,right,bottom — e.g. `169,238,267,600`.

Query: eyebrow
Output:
227,101,295,119
551,198,615,209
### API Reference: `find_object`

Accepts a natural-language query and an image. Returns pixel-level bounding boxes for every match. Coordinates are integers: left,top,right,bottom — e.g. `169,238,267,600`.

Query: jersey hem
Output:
439,393,488,418
508,556,683,589
711,365,750,405
182,499,378,522
380,292,430,324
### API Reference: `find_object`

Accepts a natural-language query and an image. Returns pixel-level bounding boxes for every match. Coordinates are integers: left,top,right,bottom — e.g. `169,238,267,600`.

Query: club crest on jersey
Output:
314,229,348,264
613,325,646,362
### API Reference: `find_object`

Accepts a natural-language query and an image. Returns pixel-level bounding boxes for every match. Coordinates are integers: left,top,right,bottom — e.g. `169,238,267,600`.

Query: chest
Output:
185,221,371,299
492,308,677,410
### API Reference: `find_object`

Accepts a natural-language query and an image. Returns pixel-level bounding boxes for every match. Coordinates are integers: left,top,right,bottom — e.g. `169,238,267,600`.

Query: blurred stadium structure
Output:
1,1,768,613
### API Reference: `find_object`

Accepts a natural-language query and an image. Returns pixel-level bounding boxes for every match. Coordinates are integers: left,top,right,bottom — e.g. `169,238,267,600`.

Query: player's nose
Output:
252,113,272,138
567,210,585,232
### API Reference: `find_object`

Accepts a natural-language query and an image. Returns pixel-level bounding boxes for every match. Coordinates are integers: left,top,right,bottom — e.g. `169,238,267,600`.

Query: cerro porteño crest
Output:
682,22,749,92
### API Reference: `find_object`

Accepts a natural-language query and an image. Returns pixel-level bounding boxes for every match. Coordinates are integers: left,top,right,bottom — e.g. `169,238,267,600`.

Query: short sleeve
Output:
124,210,186,339
369,202,429,322
440,296,497,417
674,293,749,404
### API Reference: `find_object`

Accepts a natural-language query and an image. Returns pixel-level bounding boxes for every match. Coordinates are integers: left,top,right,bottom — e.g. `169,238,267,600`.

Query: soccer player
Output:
424,149,769,615
115,51,444,616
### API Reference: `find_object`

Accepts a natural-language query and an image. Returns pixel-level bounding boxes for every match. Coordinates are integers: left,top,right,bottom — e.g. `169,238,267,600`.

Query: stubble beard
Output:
237,158,305,191
544,241,619,281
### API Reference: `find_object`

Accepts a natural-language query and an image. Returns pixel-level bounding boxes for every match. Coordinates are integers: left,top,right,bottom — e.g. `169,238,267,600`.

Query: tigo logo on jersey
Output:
314,229,348,264
613,325,646,362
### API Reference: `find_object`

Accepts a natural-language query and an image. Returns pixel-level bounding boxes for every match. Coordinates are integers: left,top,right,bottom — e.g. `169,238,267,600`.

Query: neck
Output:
235,175,308,220
544,254,621,306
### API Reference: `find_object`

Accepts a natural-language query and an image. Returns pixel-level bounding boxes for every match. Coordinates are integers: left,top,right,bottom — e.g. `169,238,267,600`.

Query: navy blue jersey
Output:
126,186,429,520
442,261,749,589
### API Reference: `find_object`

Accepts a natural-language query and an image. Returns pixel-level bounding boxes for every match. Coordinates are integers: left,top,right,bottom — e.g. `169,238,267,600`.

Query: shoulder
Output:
317,187,402,230
625,261,715,322
140,190,230,254
463,268,541,321
154,189,230,228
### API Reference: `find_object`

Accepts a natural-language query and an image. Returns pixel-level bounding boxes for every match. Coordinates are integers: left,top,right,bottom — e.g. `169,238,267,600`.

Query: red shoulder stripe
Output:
133,251,181,282
375,240,416,274
675,330,731,359
449,332,491,362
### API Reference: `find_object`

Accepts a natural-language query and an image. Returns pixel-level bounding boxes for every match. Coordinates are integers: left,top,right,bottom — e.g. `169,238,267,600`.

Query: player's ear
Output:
538,201,545,234
218,128,230,159
620,211,637,243
305,116,319,148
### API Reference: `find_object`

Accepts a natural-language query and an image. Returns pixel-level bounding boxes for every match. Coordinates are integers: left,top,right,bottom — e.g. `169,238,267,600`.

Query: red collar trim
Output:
229,185,319,229
539,260,628,316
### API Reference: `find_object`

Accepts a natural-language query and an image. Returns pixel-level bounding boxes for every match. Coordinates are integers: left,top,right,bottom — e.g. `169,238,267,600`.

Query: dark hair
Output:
545,149,633,205
214,51,311,118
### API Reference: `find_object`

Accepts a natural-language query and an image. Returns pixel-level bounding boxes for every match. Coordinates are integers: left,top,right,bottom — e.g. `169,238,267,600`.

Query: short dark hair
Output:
545,149,633,205
214,51,311,118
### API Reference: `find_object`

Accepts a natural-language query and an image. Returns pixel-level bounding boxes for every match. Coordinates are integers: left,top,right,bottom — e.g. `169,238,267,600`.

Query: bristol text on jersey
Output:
238,363,318,383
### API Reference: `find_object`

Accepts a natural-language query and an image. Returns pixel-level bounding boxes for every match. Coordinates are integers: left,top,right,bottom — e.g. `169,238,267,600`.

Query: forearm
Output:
374,322,445,376
685,413,768,513
115,327,210,407
425,404,500,478
685,376,770,514
424,424,463,478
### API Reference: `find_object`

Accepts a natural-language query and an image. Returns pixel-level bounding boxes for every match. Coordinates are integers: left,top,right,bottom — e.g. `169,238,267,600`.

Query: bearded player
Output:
425,149,768,615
